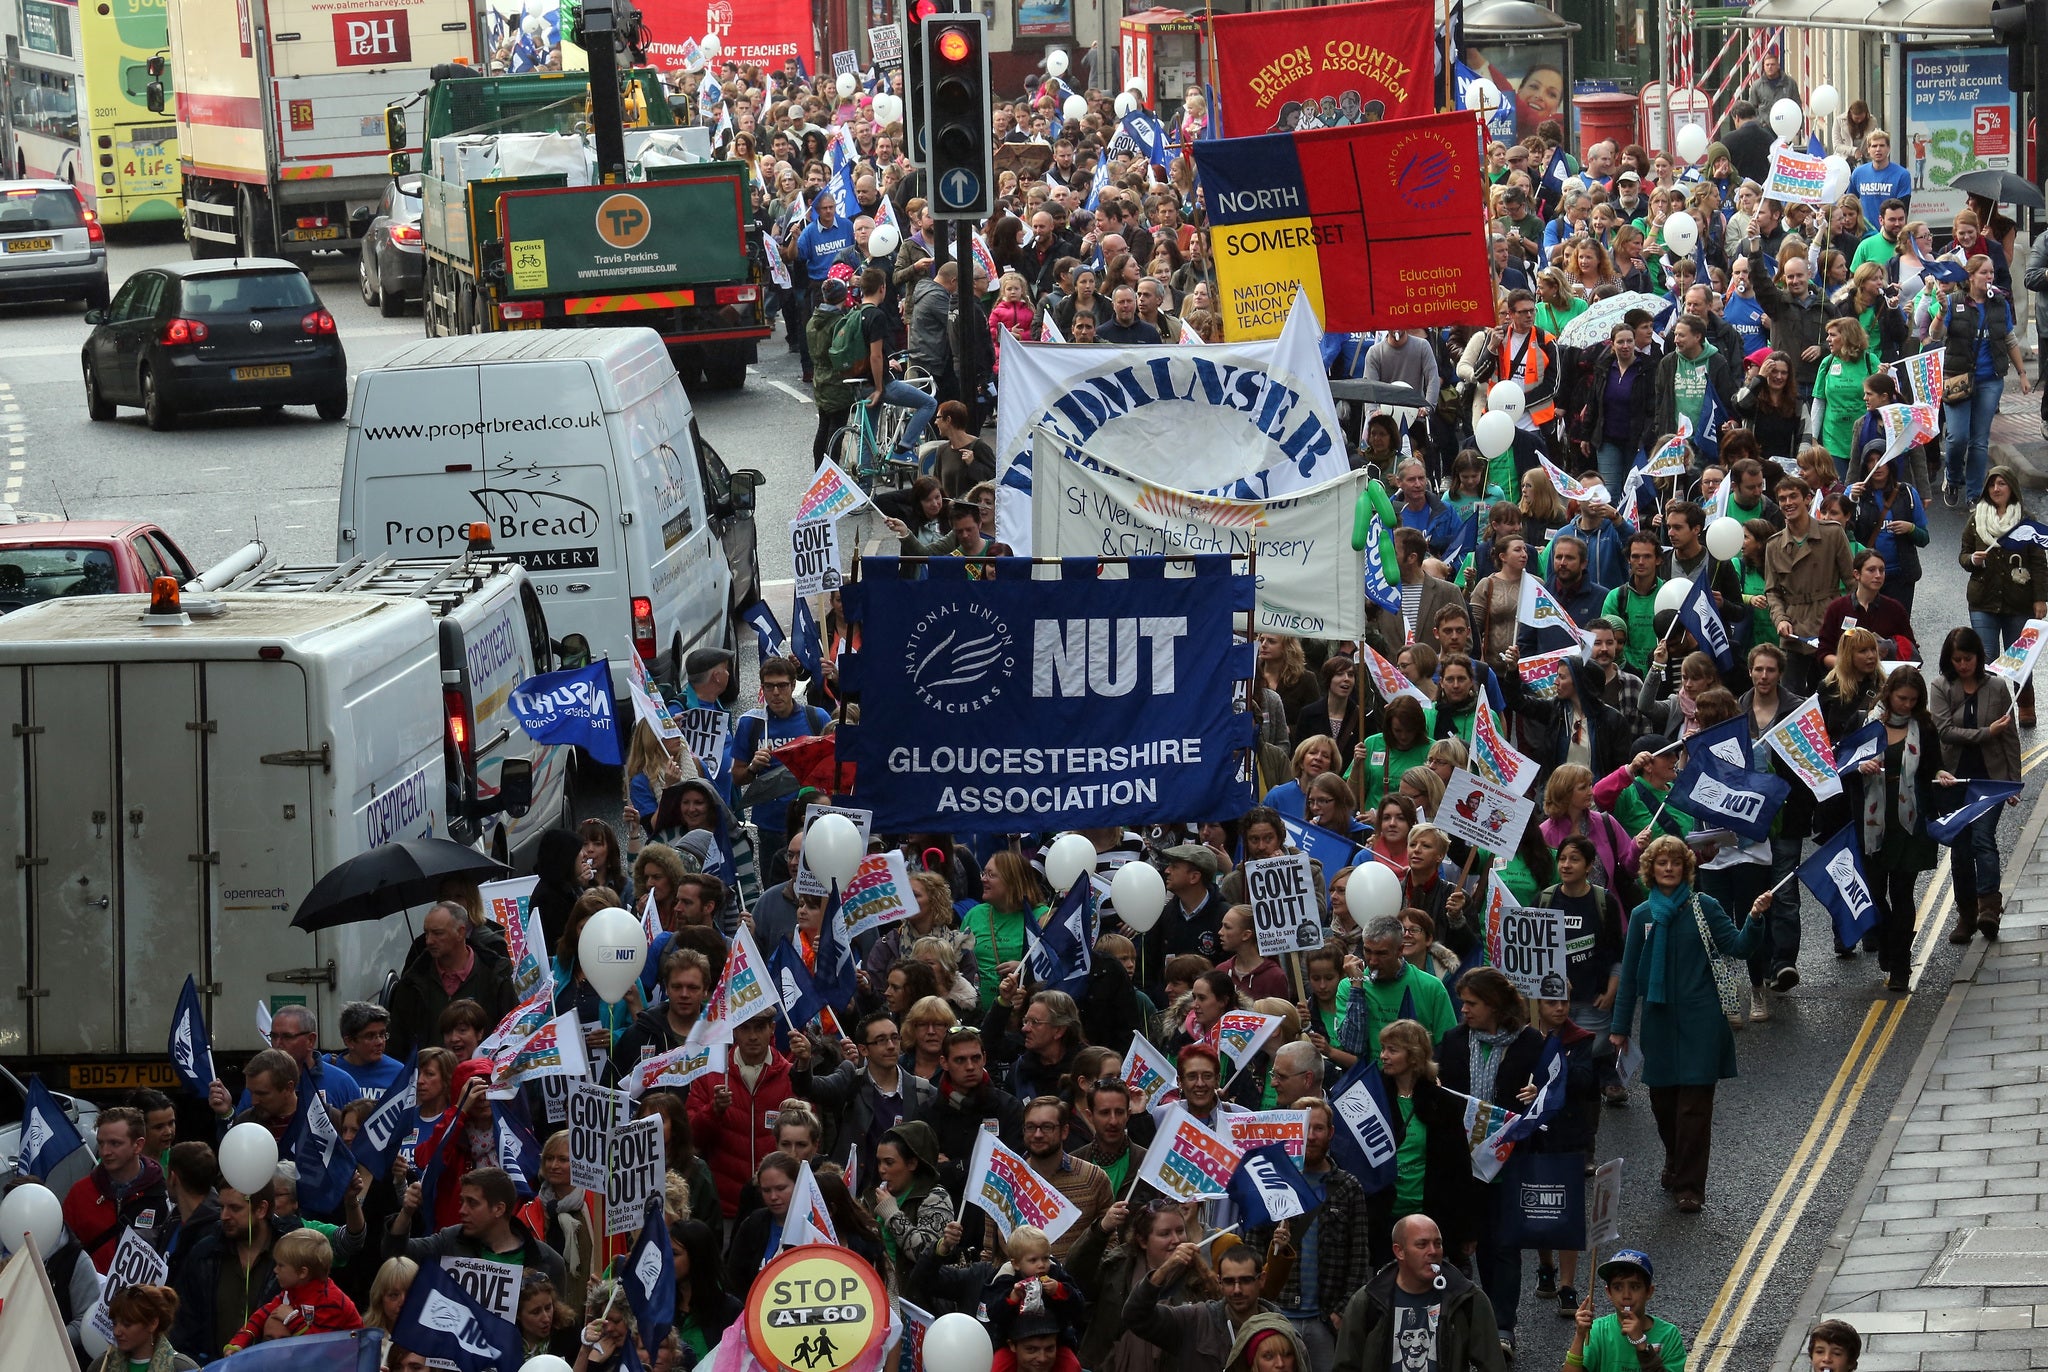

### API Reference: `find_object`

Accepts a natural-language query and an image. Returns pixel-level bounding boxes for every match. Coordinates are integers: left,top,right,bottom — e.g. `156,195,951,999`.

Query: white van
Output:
337,329,764,700
0,589,453,1070
194,542,568,866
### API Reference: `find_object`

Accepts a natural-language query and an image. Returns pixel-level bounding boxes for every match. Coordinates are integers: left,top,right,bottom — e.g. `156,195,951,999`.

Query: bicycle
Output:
827,354,935,492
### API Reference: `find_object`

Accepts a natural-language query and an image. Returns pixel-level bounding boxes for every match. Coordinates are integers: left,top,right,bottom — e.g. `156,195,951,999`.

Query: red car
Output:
0,517,198,613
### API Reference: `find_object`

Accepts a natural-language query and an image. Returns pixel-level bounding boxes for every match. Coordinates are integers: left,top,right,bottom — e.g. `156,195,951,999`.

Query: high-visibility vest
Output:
1495,327,1555,425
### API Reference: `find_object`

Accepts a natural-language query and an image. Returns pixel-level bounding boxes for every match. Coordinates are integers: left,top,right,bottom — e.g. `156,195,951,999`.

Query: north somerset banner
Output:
1211,0,1436,132
1029,432,1369,639
836,557,1256,832
1191,112,1495,339
992,292,1347,553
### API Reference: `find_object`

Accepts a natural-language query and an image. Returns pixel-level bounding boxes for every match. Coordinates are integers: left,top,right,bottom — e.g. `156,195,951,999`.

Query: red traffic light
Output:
911,0,939,17
936,27,970,61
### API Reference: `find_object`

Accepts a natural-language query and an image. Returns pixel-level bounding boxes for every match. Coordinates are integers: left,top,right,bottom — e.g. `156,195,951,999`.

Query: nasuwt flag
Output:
479,990,555,1064
1517,647,1576,701
509,660,622,764
1451,1089,1522,1182
1798,823,1881,948
1363,641,1430,705
1211,1009,1284,1075
1191,111,1494,340
1927,779,2026,842
1210,0,1436,132
168,974,215,1100
1123,1032,1180,1111
964,1129,1083,1244
1362,513,1401,616
1989,619,2048,686
1468,695,1537,796
1762,694,1842,801
1135,1105,1245,1201
349,1054,419,1178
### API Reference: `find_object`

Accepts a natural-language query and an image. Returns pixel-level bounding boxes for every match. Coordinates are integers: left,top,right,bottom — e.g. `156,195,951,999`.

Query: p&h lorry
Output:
394,0,768,389
151,0,478,258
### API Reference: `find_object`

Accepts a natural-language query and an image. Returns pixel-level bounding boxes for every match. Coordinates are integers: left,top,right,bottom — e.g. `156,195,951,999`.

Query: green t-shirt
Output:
1582,1313,1688,1371
1850,232,1897,270
1394,1095,1427,1214
1538,297,1588,339
1817,353,1878,466
1357,964,1458,1046
1612,776,1693,839
1671,346,1714,429
1352,732,1432,813
1600,583,1663,675
967,903,1047,1010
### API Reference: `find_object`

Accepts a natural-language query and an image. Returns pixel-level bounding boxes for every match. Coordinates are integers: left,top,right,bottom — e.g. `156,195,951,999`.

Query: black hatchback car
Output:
81,259,349,429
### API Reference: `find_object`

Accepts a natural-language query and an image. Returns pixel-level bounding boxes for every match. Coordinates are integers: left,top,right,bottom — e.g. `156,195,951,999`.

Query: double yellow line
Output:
1690,740,2048,1369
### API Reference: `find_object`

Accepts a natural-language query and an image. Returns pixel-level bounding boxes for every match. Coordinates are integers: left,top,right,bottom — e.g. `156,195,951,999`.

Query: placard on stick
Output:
567,1081,632,1191
605,1114,666,1233
1244,853,1320,957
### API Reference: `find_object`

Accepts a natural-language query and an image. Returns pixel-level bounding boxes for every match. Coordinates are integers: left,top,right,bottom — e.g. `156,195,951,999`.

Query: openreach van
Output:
337,328,763,700
0,586,467,1085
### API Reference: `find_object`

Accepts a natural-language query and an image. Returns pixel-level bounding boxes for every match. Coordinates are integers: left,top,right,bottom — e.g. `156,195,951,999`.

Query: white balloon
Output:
0,1182,60,1257
836,72,858,100
1704,515,1746,561
521,1358,577,1372
1663,210,1698,256
217,1123,279,1196
1769,97,1804,143
577,906,648,1003
1471,81,1502,114
1126,72,1146,92
804,813,865,889
700,34,720,57
872,93,902,125
1114,92,1138,119
1654,578,1692,616
1063,94,1089,124
1109,861,1166,932
868,223,901,259
1044,833,1098,893
78,1321,109,1360
1487,379,1526,420
1808,84,1841,120
1045,48,1070,78
1820,154,1851,202
1674,124,1708,165
1474,410,1516,459
1345,861,1402,925
924,1313,994,1372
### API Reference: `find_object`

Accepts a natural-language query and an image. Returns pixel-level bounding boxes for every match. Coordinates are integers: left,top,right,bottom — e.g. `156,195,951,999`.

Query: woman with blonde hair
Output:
1398,764,1446,820
1608,835,1771,1212
1265,733,1342,820
1518,466,1571,546
1364,1018,1482,1267
1829,262,1908,362
901,994,958,1080
622,717,694,845
1813,315,1881,475
365,1257,419,1368
911,934,980,1014
1539,763,1639,893
1534,266,1586,337
1256,633,1318,731
1565,234,1619,298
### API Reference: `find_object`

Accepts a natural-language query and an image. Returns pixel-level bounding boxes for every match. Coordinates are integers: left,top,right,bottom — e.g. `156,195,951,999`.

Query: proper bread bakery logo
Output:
905,603,1017,715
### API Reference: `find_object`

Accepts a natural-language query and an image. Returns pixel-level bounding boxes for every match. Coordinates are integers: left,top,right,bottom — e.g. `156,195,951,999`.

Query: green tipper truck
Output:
404,69,767,390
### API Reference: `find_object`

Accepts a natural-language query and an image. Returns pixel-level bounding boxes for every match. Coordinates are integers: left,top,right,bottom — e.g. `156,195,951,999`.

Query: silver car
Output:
0,1063,99,1197
0,180,110,311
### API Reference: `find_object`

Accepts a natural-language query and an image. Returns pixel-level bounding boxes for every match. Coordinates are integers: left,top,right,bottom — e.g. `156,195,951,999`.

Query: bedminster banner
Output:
1191,111,1496,339
1211,0,1436,133
835,557,1256,832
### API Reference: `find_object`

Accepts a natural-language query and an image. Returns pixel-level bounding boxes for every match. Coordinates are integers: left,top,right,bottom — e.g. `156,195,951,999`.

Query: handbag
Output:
1944,373,1976,403
1690,892,1748,1016
1491,1150,1588,1249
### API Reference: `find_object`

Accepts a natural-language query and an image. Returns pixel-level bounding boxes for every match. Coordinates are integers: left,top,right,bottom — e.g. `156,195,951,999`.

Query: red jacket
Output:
62,1157,169,1273
419,1059,496,1233
225,1275,362,1352
685,1049,795,1218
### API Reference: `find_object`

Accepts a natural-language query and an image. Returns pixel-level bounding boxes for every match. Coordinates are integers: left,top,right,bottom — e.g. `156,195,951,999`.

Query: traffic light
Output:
1992,0,2048,93
921,12,992,220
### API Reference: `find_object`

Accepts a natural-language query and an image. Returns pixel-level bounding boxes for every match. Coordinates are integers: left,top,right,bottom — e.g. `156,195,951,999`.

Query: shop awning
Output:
1732,0,1992,35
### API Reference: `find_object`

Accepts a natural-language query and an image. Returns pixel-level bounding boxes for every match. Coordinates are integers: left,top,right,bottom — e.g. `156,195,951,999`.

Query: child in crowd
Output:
224,1228,362,1354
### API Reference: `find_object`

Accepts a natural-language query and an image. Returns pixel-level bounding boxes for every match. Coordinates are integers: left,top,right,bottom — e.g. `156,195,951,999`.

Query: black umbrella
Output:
1946,169,2046,212
292,837,511,931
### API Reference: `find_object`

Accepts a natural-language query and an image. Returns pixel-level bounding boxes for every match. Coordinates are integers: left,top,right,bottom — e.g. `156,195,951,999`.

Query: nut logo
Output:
1386,129,1460,213
595,193,651,249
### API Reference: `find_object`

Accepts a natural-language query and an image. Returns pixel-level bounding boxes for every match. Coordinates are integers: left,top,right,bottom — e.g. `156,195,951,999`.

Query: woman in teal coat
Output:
1608,834,1771,1215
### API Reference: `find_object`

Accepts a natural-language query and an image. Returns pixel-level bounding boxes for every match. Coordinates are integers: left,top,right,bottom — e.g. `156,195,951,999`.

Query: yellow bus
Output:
3,0,177,224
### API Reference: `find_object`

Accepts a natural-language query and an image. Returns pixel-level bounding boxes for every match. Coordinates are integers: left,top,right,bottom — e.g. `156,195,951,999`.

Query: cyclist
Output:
855,265,938,462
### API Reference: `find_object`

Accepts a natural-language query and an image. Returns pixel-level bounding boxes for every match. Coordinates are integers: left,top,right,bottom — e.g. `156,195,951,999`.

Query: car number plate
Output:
289,225,341,241
234,364,293,380
67,1061,178,1091
3,238,52,253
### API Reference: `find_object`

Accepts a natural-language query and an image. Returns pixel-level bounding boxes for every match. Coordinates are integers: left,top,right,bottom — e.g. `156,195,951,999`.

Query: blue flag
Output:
1672,741,1788,842
766,937,824,1039
291,1096,354,1218
490,1098,542,1199
1831,718,1886,775
625,1198,676,1354
1084,152,1112,212
1445,507,1480,567
1119,109,1171,171
1806,130,1826,157
1199,84,1221,140
169,974,215,1100
1927,778,2025,842
1227,1143,1322,1226
1997,519,2048,551
1693,375,1726,462
391,1260,522,1372
1279,815,1358,890
1922,259,1968,284
1325,1059,1399,1195
1501,1035,1569,1143
213,1330,382,1371
812,881,859,1018
742,601,790,661
17,1074,86,1181
1797,823,1881,948
1537,147,1569,207
349,1055,419,1179
1026,878,1094,999
1675,559,1734,671
509,660,623,764
792,592,825,686
1684,711,1755,772
1363,515,1401,613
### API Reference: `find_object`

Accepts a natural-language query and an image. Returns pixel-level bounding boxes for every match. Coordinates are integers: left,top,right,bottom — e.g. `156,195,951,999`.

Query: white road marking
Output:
763,377,811,405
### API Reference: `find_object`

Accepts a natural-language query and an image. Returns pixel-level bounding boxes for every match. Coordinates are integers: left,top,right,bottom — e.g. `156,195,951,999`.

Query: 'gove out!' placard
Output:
606,1114,666,1233
1484,874,1568,998
791,517,844,597
1244,853,1320,957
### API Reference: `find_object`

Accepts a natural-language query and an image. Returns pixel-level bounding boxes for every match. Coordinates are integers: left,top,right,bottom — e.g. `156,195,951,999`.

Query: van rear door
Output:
346,364,488,559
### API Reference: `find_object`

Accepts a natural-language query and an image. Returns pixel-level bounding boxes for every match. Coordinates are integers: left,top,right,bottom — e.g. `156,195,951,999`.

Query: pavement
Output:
1771,770,2048,1370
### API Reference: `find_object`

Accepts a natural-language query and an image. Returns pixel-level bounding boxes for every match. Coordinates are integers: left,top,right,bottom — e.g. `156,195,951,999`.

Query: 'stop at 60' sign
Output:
745,1247,888,1372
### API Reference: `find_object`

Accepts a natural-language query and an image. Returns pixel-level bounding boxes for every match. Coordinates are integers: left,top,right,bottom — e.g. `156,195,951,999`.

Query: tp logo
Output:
331,11,412,65
596,192,652,249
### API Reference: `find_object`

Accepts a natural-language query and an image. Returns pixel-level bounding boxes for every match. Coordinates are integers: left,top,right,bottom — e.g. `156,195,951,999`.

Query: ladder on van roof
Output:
192,544,521,618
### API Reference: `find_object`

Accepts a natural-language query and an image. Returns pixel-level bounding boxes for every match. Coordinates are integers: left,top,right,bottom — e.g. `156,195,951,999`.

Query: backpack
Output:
826,304,870,378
